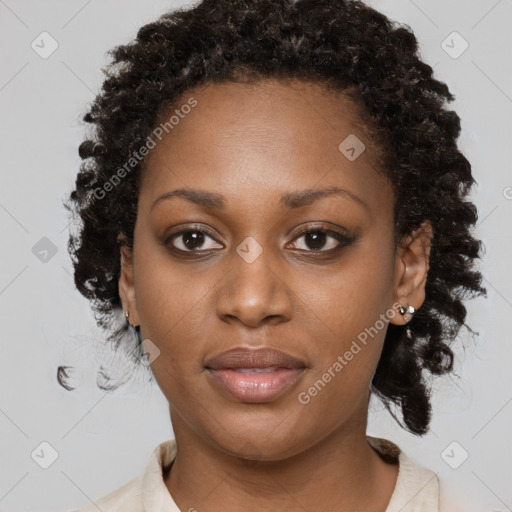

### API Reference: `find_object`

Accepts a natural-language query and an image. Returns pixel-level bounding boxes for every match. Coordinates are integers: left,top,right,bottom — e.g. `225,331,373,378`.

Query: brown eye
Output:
167,229,223,252
288,228,354,252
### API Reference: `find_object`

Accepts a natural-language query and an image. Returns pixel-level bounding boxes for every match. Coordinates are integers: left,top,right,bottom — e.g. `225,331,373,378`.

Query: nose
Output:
216,245,294,328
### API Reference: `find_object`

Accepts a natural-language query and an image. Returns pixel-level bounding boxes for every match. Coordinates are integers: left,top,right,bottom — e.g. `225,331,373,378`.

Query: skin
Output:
118,79,432,512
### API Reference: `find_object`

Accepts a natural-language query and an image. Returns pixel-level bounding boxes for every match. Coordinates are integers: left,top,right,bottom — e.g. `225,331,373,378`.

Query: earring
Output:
125,310,142,342
398,304,415,339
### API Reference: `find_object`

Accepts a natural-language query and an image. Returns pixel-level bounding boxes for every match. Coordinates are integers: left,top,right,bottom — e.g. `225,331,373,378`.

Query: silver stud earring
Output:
124,310,130,323
398,304,415,339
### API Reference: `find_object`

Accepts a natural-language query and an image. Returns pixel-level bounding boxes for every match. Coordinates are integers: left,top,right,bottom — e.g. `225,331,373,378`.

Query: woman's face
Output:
120,79,419,459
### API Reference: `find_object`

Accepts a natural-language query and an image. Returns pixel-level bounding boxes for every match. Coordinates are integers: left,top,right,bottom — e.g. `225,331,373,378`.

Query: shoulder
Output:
72,439,178,512
367,435,440,512
72,474,144,512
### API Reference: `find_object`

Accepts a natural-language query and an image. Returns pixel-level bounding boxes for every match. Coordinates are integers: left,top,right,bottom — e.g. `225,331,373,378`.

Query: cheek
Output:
132,241,221,373
300,232,395,343
294,233,395,400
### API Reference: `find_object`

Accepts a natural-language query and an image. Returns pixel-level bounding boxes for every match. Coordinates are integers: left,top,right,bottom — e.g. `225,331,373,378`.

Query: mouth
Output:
204,347,307,403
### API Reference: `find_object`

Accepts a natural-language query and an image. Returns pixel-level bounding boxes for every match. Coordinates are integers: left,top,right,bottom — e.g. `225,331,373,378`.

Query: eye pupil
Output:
183,231,204,250
306,231,326,250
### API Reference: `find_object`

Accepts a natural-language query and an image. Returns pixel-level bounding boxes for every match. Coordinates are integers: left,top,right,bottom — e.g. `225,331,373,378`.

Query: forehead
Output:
139,79,392,215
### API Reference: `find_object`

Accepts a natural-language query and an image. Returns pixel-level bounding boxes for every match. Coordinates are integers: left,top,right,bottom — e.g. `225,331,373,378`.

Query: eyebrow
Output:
150,185,367,212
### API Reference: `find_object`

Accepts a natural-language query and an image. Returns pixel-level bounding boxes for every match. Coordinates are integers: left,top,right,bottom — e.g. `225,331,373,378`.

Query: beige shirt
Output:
74,436,440,511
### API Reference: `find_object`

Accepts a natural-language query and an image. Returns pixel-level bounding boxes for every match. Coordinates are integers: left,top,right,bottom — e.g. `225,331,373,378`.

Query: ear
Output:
389,221,433,326
118,234,141,326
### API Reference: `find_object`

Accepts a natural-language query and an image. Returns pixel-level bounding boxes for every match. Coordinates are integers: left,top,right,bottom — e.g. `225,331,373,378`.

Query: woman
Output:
64,0,486,510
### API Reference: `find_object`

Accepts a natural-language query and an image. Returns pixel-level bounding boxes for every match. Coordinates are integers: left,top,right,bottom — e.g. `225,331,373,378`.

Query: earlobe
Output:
118,242,141,326
390,221,433,326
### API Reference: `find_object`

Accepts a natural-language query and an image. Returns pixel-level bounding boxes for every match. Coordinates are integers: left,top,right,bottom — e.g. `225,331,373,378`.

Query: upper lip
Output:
205,347,307,370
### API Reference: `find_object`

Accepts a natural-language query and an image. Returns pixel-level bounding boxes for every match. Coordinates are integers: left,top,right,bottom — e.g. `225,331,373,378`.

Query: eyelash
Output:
165,224,355,256
291,226,355,253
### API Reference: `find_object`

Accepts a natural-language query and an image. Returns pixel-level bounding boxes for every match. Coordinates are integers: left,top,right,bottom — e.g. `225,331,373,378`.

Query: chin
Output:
203,414,313,462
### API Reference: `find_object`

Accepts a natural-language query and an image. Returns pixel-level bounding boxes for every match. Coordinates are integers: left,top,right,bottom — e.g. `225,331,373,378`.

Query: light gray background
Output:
1,0,510,510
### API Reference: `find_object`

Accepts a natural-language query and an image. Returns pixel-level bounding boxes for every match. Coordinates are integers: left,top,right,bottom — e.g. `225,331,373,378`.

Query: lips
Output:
205,347,307,403
205,347,306,370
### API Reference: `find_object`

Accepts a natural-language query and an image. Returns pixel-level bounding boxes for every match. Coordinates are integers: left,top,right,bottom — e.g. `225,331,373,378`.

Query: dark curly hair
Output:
61,0,486,436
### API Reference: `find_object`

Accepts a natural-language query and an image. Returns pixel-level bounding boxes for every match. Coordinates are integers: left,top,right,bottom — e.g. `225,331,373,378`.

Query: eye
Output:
166,227,223,252
165,224,355,255
288,227,354,252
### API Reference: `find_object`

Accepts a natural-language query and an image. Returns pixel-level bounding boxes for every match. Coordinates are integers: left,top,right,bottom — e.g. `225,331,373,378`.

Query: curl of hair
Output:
63,0,486,435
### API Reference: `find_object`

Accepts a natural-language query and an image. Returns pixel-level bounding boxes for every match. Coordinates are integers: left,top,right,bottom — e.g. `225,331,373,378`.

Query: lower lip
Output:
206,367,305,403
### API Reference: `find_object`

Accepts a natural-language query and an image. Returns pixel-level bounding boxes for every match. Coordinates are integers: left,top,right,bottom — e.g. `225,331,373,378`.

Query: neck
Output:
164,399,398,511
